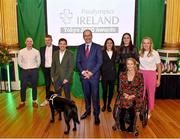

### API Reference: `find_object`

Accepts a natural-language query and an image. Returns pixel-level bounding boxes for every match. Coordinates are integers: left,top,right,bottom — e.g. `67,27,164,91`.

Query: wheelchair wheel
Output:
134,130,139,136
142,94,148,127
112,125,117,131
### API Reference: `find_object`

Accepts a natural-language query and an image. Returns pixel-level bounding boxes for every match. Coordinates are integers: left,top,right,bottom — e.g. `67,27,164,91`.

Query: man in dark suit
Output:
76,29,102,125
51,38,74,99
40,35,59,107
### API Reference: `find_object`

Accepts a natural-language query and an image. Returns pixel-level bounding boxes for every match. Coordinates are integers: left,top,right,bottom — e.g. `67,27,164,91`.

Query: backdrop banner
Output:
17,0,46,85
136,0,165,50
17,0,165,97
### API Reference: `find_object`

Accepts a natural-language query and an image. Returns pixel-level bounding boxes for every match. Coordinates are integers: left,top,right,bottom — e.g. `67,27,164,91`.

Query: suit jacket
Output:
51,50,74,86
39,45,59,68
101,50,116,80
76,42,102,80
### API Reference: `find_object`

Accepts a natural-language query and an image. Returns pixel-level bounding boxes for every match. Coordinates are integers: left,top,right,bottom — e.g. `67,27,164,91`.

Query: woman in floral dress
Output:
113,58,144,132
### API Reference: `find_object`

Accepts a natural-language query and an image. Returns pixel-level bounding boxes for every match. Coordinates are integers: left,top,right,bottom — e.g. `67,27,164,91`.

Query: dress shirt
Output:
85,43,92,51
18,47,41,69
45,45,53,68
59,50,66,64
106,50,113,59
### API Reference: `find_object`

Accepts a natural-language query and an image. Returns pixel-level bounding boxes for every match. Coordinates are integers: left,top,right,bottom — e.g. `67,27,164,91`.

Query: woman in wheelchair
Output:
113,58,144,133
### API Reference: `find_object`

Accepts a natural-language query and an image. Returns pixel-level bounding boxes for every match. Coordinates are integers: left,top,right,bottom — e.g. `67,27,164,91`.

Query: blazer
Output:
39,45,59,68
51,50,74,85
76,42,103,80
101,50,116,80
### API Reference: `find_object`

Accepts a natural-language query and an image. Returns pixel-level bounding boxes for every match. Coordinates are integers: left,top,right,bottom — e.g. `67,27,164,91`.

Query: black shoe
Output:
107,106,112,112
120,120,126,131
94,116,100,125
126,126,133,133
101,106,106,112
80,111,91,120
120,127,126,132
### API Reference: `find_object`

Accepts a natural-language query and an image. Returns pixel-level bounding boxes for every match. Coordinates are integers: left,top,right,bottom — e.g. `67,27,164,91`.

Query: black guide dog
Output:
49,92,80,134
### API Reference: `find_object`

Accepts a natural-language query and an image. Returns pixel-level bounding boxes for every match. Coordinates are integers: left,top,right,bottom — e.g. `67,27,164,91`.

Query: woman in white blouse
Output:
139,37,161,119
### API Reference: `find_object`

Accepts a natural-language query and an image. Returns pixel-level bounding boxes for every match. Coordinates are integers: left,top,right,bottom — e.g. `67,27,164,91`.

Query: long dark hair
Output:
103,38,116,52
119,33,134,52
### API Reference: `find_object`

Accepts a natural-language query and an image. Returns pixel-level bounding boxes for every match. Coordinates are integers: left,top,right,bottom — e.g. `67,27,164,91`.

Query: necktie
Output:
85,45,89,58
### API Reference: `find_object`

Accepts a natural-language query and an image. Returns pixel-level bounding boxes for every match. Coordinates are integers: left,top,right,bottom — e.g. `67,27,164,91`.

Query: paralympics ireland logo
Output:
60,9,73,25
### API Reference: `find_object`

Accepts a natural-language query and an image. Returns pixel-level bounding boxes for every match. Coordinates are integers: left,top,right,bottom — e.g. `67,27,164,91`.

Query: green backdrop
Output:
17,0,46,85
17,0,165,98
135,0,165,50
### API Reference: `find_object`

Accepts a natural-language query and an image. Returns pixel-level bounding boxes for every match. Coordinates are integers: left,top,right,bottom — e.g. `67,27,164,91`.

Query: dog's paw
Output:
50,119,55,123
73,127,77,131
64,131,69,134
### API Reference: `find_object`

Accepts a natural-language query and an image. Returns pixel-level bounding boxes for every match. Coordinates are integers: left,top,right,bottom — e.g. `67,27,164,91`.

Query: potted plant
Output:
0,47,12,92
0,47,12,66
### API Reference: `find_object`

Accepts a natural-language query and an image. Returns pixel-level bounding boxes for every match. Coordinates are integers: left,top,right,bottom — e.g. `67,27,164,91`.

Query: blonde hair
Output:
139,36,153,57
126,58,138,72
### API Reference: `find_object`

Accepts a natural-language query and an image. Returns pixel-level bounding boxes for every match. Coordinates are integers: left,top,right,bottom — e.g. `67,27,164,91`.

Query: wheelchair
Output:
139,91,149,128
112,93,149,136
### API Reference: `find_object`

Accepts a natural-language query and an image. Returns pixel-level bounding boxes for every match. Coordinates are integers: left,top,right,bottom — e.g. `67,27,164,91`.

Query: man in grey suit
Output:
51,38,74,99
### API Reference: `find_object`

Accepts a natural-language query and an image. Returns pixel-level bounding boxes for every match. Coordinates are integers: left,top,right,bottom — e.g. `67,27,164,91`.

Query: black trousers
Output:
101,79,115,106
42,67,52,100
20,68,38,102
119,108,135,130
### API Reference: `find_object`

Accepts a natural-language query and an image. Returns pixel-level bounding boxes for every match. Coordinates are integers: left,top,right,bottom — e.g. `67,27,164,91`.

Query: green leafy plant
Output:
0,48,12,65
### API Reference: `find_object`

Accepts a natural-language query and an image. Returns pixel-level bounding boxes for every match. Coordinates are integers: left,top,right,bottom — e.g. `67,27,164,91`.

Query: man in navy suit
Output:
76,30,102,125
40,35,59,106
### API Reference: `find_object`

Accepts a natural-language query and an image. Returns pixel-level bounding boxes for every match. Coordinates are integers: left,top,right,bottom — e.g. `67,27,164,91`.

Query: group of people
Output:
16,29,161,128
16,35,74,109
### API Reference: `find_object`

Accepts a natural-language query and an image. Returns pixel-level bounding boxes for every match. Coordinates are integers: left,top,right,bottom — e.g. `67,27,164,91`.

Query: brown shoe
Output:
16,103,25,110
33,102,38,108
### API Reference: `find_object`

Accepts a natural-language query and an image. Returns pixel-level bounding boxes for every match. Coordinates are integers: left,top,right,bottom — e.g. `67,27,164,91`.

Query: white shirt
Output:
59,50,66,64
106,50,113,59
18,47,41,69
139,50,161,71
45,45,53,68
85,43,92,51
